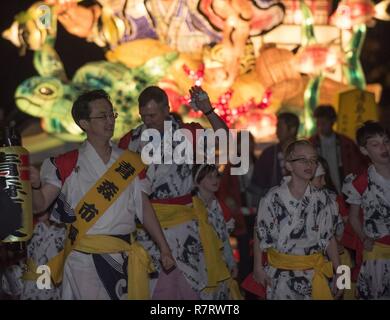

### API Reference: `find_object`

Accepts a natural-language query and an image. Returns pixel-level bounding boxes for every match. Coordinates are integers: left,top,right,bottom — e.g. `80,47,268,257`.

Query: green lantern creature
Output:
15,44,178,141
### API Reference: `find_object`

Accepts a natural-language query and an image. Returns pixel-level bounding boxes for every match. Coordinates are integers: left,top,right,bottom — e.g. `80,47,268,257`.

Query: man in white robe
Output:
30,89,174,300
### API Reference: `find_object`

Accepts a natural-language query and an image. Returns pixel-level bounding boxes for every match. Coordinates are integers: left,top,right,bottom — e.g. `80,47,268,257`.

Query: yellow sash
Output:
22,259,39,281
47,150,147,292
152,202,196,228
151,196,237,295
267,248,334,300
75,234,154,300
363,242,390,261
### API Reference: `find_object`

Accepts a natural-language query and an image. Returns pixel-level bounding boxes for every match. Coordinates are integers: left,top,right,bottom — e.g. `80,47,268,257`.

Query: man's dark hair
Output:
313,105,337,121
356,121,389,147
277,112,300,136
138,86,169,109
72,90,112,131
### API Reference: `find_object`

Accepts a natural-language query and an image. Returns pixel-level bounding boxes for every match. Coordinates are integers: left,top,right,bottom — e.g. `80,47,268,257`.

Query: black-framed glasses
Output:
88,112,119,121
287,157,318,166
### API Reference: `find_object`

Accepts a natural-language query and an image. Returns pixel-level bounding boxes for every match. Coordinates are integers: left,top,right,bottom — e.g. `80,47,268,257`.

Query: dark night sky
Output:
0,1,389,131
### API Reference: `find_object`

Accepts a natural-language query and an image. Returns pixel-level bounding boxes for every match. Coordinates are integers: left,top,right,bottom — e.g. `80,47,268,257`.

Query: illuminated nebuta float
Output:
3,0,389,141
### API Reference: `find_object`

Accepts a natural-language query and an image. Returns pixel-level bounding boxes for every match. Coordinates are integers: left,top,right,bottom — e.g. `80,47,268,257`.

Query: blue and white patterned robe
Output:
255,178,336,300
342,165,390,299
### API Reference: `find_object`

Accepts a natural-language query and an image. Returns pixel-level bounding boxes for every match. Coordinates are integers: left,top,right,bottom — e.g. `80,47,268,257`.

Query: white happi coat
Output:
342,165,390,299
40,141,146,300
125,117,209,295
256,177,336,300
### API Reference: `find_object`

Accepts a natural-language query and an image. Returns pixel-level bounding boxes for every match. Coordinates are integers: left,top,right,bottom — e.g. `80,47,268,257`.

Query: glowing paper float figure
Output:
330,0,390,29
14,44,179,141
2,1,57,54
330,0,390,89
294,1,339,136
256,45,302,102
198,0,285,86
294,44,340,75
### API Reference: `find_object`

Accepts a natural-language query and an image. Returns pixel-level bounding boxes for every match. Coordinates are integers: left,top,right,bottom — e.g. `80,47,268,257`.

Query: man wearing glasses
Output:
29,89,175,299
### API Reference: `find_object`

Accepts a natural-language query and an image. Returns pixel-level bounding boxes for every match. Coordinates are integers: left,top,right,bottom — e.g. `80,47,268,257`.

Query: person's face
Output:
80,98,116,140
198,170,221,194
286,145,318,182
315,117,334,136
311,175,326,189
360,134,390,165
276,119,295,143
139,100,169,132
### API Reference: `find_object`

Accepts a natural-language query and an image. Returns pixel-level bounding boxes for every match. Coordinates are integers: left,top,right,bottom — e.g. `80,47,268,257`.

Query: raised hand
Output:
189,86,213,114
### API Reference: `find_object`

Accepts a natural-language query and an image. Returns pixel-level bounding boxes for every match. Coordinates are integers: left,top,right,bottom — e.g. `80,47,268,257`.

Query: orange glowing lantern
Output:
255,46,302,101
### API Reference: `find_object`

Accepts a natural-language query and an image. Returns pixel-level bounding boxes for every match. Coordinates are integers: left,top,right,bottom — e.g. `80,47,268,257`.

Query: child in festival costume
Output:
342,121,390,299
192,164,242,300
29,90,175,300
253,140,343,300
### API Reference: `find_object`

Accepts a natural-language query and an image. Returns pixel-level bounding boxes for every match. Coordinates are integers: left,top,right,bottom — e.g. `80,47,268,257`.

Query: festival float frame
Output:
2,0,388,153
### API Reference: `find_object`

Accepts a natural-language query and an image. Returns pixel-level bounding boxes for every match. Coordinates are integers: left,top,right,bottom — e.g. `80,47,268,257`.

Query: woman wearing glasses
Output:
253,140,343,300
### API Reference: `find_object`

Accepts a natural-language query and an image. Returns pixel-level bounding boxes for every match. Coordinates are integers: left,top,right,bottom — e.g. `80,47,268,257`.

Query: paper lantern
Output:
256,46,302,101
0,127,32,243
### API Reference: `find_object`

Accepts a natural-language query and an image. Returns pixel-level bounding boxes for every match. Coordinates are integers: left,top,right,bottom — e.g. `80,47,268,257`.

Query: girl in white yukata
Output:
29,90,175,300
342,121,390,300
192,164,239,300
253,140,343,300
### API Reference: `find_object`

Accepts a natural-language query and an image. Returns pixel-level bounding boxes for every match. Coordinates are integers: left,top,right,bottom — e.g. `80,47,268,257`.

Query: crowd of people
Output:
0,85,389,300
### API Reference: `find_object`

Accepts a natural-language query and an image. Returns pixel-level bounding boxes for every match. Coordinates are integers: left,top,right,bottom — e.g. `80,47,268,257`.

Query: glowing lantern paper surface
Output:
330,0,376,29
295,44,340,75
256,46,302,101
